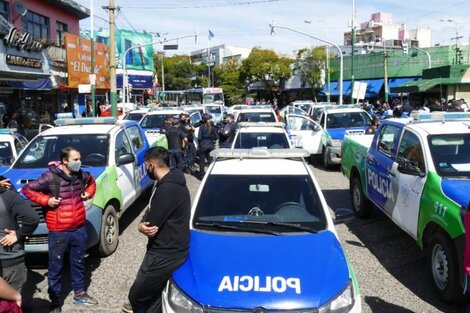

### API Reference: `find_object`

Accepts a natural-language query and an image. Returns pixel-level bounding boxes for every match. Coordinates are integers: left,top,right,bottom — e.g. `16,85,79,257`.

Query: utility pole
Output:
161,52,165,91
384,49,389,104
104,0,118,117
90,0,95,117
350,0,356,104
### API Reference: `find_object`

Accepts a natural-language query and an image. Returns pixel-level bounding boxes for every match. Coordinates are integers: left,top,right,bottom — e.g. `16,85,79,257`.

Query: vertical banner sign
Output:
65,33,110,89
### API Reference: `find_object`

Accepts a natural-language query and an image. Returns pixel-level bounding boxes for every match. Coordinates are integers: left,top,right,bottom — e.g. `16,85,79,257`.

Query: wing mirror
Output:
396,159,425,177
334,208,354,224
117,153,135,166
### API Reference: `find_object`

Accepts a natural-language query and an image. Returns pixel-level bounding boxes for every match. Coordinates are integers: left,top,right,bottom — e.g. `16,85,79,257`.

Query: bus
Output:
160,90,185,106
185,88,224,105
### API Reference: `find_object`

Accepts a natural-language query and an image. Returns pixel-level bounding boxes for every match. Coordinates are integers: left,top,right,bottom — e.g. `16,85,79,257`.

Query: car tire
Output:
95,204,119,257
322,148,331,170
350,177,373,218
427,231,464,303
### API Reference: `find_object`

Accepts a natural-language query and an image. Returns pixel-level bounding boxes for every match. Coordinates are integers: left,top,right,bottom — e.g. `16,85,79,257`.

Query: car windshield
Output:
140,114,176,129
0,142,14,165
234,132,289,149
123,113,144,121
237,112,276,123
193,174,327,233
428,134,470,177
205,106,222,114
14,134,110,168
326,112,371,129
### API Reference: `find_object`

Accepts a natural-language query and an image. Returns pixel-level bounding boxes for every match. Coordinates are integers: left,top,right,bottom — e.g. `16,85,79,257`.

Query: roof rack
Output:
210,148,309,159
54,117,117,126
238,122,285,128
411,112,470,123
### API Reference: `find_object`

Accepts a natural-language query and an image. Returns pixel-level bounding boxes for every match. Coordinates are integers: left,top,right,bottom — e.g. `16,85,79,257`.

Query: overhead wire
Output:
119,0,285,10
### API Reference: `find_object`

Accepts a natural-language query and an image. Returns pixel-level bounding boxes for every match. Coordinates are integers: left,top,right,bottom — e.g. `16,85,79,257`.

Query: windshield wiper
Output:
240,220,319,233
194,222,280,235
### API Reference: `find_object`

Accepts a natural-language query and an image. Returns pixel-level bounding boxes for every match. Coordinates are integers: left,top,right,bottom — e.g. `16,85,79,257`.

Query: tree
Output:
154,53,195,90
213,61,245,105
294,46,328,102
239,48,292,94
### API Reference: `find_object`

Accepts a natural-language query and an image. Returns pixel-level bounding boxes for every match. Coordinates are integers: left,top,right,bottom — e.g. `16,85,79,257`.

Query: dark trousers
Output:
197,143,214,176
0,262,27,293
169,150,185,170
185,142,196,167
128,251,186,313
48,226,87,305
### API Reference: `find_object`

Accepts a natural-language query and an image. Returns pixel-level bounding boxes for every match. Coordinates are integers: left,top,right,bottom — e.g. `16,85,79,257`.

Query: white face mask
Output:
67,160,81,172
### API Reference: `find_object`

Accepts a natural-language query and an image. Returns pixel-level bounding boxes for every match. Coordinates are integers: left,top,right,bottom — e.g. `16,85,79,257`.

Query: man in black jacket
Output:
0,180,39,293
123,147,190,313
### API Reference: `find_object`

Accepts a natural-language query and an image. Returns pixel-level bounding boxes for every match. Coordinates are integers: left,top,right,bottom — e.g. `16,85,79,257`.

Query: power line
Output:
119,0,285,10
400,0,470,24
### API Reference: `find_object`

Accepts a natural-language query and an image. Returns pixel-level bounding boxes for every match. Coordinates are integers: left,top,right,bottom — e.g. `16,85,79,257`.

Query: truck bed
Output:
341,134,374,179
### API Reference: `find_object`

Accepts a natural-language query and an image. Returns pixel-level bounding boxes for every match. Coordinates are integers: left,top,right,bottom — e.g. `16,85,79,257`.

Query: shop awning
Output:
388,77,420,96
390,77,464,93
320,80,352,96
346,79,384,98
10,78,52,90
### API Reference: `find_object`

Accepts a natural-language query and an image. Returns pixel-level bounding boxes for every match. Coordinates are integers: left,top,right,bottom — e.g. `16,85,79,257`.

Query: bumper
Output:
24,205,103,253
162,287,362,313
326,146,342,165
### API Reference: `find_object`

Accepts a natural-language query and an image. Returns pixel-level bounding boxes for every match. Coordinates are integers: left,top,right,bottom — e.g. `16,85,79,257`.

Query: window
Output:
398,131,425,173
428,134,470,177
377,125,401,156
234,132,290,149
22,11,49,41
125,126,144,151
0,1,9,22
56,21,68,46
115,131,132,163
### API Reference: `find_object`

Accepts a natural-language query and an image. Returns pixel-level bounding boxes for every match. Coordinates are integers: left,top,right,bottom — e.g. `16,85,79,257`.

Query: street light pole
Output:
440,19,463,64
90,0,95,116
351,0,356,104
411,46,432,68
270,24,344,105
122,33,199,103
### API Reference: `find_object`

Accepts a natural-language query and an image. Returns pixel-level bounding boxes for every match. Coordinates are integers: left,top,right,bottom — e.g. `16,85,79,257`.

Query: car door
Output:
366,124,402,216
190,112,202,149
389,130,427,239
124,125,151,193
286,114,322,154
114,130,137,209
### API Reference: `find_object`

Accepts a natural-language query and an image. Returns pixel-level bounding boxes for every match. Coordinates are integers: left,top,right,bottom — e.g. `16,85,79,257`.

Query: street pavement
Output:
22,161,463,313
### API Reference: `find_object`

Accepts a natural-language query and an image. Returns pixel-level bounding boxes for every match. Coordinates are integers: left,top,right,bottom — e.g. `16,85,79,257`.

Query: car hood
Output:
441,179,470,208
172,230,350,310
327,127,369,140
3,167,106,195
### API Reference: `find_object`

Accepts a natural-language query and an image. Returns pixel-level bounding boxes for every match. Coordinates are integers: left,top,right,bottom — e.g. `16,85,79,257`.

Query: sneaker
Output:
122,303,133,313
73,292,98,306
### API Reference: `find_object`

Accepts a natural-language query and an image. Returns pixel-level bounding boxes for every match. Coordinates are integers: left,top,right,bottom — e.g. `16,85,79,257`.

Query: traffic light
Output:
456,47,464,64
402,42,409,55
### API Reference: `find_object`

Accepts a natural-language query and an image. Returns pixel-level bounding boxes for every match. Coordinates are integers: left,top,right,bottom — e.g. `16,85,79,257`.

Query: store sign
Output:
6,54,42,68
65,33,110,89
4,27,44,52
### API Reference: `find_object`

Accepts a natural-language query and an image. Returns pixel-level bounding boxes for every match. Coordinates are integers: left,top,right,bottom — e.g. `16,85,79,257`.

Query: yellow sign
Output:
65,33,110,89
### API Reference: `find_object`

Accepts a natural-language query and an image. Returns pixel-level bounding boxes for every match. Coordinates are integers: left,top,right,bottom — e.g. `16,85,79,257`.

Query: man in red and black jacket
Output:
22,146,97,313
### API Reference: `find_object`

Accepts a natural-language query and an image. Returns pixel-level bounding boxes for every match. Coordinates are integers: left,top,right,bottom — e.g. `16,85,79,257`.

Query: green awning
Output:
390,77,468,93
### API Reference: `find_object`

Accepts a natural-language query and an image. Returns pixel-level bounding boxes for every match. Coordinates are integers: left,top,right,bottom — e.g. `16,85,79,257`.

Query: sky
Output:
74,0,470,56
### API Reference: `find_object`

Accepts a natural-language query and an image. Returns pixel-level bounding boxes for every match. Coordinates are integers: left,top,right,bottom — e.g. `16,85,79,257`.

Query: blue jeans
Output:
48,225,87,305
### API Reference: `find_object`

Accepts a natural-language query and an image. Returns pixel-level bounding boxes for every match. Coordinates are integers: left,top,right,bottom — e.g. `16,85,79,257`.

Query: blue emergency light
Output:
54,117,117,126
0,129,13,134
413,112,470,122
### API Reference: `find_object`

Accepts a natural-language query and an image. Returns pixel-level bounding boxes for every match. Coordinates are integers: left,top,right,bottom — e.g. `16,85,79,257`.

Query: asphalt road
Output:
22,161,464,313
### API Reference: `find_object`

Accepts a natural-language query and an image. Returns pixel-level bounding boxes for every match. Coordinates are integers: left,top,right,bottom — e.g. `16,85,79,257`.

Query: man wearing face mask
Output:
123,146,190,313
22,146,97,313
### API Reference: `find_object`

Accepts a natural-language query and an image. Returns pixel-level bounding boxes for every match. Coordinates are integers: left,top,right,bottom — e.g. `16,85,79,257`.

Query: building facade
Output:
190,44,251,66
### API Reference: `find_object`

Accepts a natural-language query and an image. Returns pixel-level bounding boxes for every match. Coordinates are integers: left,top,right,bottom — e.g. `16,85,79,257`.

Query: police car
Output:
0,129,28,174
162,148,361,312
139,108,185,146
232,122,291,149
3,117,153,256
122,107,153,122
283,113,323,159
318,106,372,169
235,107,278,123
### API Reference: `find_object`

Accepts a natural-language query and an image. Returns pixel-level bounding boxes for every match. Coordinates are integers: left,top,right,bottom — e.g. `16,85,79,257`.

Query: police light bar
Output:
238,122,286,128
210,148,310,159
54,117,117,126
0,128,15,134
412,112,470,122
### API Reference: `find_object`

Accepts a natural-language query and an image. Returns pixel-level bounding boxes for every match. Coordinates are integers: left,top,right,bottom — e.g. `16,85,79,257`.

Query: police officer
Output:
197,114,218,179
218,114,237,148
166,118,187,170
179,113,198,174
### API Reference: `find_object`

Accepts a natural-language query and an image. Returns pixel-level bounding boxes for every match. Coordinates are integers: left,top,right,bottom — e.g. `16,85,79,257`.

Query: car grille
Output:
25,235,48,245
17,202,45,224
204,309,317,313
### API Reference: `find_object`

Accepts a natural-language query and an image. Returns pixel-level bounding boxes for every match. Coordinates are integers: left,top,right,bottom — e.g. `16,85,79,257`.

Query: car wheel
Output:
323,148,331,169
350,177,372,218
96,204,119,257
427,231,464,303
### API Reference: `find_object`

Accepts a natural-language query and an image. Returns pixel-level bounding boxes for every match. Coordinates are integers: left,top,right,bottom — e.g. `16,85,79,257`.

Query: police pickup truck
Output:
3,117,153,257
341,112,470,303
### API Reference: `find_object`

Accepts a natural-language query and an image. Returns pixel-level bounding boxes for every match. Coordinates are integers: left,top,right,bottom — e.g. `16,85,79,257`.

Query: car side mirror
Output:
397,158,425,177
313,124,321,131
334,208,354,224
117,153,135,166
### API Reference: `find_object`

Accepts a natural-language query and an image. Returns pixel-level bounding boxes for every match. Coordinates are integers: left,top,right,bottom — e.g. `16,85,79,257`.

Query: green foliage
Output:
294,46,329,101
154,53,194,90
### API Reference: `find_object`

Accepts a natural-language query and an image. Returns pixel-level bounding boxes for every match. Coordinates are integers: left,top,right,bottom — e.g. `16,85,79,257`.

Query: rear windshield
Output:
233,132,289,149
237,112,276,123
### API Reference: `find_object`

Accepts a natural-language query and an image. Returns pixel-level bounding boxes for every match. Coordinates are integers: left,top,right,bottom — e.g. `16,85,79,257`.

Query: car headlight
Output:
318,281,354,313
167,280,203,313
327,139,342,147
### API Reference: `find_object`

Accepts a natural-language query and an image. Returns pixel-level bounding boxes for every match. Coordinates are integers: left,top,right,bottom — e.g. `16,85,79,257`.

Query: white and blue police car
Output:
162,148,361,313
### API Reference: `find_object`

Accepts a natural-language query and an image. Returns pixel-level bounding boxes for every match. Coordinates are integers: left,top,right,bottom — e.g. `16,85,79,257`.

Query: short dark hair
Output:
144,146,169,168
60,146,79,163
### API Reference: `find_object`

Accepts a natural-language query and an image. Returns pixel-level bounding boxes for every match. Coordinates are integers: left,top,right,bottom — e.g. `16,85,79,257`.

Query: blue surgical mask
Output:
67,160,81,172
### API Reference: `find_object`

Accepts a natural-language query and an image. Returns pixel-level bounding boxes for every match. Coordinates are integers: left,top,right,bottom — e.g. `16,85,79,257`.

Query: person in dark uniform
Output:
218,114,237,148
159,116,173,135
179,113,198,174
166,118,187,170
197,114,218,179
